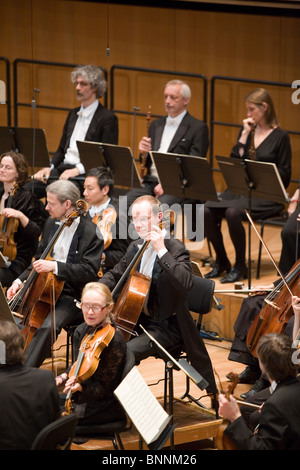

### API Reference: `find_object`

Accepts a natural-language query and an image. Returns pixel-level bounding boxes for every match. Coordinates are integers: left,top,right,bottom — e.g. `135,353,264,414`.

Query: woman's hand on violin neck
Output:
218,394,241,423
63,376,82,394
32,259,56,273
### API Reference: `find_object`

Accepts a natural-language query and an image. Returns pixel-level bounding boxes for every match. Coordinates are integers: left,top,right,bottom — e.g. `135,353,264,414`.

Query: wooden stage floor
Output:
46,222,284,450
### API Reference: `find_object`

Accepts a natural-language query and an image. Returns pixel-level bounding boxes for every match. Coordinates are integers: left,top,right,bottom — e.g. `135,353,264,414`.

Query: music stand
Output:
150,151,218,240
216,156,289,288
0,126,15,154
76,141,106,174
13,127,50,169
77,141,141,190
100,143,142,190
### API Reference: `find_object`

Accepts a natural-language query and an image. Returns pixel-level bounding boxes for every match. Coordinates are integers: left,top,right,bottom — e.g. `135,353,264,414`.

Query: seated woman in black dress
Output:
0,151,44,287
56,282,127,425
204,88,292,283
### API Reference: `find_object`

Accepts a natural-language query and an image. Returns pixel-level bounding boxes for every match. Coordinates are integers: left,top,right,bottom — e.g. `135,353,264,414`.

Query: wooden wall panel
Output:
0,1,299,194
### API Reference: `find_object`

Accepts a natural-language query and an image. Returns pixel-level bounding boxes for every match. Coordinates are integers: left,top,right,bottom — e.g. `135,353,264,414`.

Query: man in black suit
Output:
7,180,103,368
99,195,217,398
219,332,300,450
30,65,118,198
126,79,208,207
0,320,61,450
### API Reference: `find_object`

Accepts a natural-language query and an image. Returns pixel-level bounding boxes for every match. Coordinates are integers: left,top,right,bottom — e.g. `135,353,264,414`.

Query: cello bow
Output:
245,209,293,297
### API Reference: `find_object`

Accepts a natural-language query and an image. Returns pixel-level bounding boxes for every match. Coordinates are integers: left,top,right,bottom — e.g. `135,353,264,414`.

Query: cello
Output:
245,210,300,357
112,209,174,341
63,323,115,415
9,199,87,349
247,259,300,357
0,182,19,262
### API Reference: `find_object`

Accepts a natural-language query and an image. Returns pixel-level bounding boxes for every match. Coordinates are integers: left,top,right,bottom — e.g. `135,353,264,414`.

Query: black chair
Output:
152,276,215,406
74,348,136,450
31,414,78,450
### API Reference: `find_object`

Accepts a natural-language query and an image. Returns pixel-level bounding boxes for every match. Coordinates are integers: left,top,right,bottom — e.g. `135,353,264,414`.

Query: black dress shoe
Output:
220,266,247,284
240,376,269,400
237,366,260,384
204,262,231,279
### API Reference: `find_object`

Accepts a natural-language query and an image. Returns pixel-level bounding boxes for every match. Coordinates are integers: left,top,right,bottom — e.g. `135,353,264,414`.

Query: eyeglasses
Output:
130,215,152,224
81,303,108,313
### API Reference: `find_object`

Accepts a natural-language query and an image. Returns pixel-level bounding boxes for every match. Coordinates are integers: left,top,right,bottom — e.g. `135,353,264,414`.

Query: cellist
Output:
7,180,103,368
99,195,218,400
0,151,44,287
56,282,127,425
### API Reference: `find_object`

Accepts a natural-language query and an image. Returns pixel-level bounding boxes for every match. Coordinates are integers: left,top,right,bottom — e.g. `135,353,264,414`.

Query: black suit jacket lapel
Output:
65,109,80,152
168,113,190,152
85,104,102,141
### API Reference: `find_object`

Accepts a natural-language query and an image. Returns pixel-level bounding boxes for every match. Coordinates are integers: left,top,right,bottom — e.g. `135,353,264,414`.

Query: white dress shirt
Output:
63,100,99,174
150,110,187,177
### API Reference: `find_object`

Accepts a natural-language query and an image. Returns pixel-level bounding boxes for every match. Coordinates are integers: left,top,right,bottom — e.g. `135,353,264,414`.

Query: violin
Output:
0,182,19,261
215,371,261,450
9,199,87,349
215,371,239,450
139,106,152,179
92,207,117,277
63,323,115,415
112,209,174,341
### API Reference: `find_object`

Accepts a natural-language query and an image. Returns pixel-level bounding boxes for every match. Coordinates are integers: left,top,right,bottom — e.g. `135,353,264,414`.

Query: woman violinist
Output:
0,151,43,287
56,282,127,425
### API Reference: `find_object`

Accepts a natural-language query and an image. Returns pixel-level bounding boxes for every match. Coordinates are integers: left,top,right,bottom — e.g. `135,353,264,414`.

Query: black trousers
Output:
23,294,83,368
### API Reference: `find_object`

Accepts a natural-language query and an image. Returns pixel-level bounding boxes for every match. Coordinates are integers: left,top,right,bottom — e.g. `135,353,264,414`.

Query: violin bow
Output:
245,209,293,297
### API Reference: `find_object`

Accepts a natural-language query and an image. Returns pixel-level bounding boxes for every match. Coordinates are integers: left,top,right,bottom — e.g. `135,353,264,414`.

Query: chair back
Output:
187,276,215,315
31,414,78,450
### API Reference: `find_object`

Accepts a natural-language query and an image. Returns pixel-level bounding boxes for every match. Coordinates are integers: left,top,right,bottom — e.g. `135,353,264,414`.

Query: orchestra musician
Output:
227,242,299,399
126,79,209,208
218,332,300,450
98,195,218,400
204,88,292,283
0,321,60,450
83,166,131,274
0,151,44,287
28,65,118,198
6,180,103,368
56,282,127,425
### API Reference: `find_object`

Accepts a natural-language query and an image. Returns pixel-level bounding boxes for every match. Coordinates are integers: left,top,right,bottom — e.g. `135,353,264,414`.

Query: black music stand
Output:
13,127,50,168
150,151,218,240
0,126,15,153
0,126,50,169
76,141,106,174
77,141,141,190
216,156,289,288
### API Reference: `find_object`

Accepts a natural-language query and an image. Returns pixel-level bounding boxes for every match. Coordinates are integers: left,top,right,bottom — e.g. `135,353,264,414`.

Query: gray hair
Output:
71,65,107,98
165,80,191,100
46,180,80,206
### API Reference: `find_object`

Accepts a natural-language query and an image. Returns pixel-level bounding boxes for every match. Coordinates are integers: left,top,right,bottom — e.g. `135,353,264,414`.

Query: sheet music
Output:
114,366,170,444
